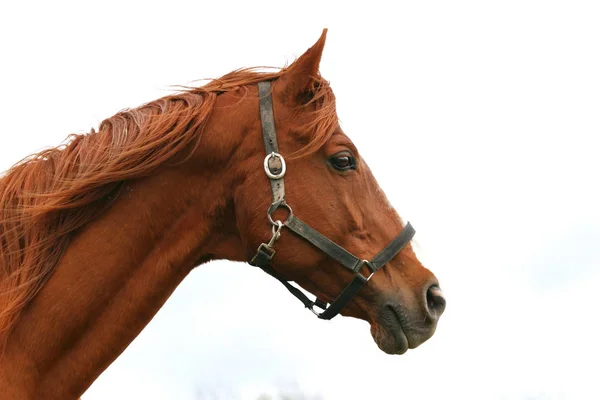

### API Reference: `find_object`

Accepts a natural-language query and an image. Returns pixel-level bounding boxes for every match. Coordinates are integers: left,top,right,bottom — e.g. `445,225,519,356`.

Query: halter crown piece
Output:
249,81,415,320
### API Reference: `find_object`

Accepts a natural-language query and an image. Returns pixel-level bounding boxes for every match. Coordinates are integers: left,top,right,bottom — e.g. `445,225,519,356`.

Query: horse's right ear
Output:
278,29,327,104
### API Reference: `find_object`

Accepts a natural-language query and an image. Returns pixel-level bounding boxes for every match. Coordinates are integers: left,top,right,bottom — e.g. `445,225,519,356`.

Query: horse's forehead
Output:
329,128,351,142
322,129,358,152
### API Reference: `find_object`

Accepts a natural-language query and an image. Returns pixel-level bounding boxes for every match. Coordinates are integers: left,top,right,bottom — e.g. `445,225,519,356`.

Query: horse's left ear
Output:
278,29,327,104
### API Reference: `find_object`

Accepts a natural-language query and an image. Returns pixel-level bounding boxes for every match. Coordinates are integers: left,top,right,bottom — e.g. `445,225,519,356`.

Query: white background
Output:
1,1,599,399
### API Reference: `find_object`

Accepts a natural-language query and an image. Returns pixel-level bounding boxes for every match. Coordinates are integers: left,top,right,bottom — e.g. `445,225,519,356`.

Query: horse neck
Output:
0,141,247,399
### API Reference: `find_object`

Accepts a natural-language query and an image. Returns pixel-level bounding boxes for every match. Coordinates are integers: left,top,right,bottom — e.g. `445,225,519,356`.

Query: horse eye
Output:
329,153,357,171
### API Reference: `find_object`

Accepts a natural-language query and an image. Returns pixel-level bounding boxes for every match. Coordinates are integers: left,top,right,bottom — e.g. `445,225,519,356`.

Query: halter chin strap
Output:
249,81,415,320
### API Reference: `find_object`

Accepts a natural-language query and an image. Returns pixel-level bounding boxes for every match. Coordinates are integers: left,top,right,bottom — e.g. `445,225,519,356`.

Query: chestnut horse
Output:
0,30,444,399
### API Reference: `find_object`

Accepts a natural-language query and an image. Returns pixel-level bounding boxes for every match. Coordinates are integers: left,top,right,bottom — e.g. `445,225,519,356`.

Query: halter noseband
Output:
249,81,415,320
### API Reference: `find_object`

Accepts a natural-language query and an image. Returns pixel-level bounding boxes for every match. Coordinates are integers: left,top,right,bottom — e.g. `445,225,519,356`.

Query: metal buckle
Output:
256,243,276,257
249,242,276,267
361,260,376,282
264,152,286,179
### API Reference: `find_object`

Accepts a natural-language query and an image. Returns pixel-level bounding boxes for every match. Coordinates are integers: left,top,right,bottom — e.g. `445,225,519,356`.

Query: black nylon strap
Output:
285,216,362,271
317,273,369,320
250,244,318,310
264,266,319,310
370,222,415,270
253,252,370,320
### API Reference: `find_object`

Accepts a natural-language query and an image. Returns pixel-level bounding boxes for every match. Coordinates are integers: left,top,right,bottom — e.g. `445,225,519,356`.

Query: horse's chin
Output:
370,321,409,355
370,304,436,355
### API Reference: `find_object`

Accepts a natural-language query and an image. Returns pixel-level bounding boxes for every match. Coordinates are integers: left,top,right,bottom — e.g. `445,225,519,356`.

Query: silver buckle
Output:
362,260,376,282
264,152,286,179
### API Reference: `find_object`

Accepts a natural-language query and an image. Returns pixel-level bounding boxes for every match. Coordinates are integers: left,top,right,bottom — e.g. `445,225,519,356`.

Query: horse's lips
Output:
389,305,410,351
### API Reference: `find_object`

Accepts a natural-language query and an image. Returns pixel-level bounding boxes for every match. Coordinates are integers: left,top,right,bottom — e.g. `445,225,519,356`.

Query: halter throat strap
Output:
249,81,415,320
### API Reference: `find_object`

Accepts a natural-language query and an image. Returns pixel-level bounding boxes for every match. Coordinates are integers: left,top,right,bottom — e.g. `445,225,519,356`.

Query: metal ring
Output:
264,152,286,179
267,202,293,226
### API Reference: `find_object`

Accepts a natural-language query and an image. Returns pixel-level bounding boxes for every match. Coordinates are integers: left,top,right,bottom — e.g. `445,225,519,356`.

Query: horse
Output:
0,30,445,399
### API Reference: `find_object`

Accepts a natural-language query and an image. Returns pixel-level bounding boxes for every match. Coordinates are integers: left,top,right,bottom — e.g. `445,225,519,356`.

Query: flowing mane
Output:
0,67,337,346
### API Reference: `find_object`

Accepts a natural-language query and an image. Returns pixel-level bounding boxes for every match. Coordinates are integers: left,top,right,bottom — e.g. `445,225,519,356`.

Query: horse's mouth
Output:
370,304,410,355
370,301,439,355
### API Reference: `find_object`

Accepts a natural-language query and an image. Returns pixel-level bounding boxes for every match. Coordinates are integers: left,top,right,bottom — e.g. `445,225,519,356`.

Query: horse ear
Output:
279,29,328,104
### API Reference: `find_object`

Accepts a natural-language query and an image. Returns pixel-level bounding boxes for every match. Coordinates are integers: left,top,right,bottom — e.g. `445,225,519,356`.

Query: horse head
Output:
216,31,445,354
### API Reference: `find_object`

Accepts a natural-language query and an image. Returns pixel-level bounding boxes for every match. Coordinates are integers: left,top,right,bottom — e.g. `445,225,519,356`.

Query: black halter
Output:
249,81,415,320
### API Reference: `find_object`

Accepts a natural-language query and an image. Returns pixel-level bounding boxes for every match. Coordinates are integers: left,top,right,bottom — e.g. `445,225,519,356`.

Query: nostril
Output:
426,285,446,318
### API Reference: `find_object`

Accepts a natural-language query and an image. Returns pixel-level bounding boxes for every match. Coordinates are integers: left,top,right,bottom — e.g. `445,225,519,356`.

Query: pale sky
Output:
1,1,599,399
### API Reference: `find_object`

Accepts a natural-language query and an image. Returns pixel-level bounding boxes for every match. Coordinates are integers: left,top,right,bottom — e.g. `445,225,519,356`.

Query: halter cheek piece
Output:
249,81,415,320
